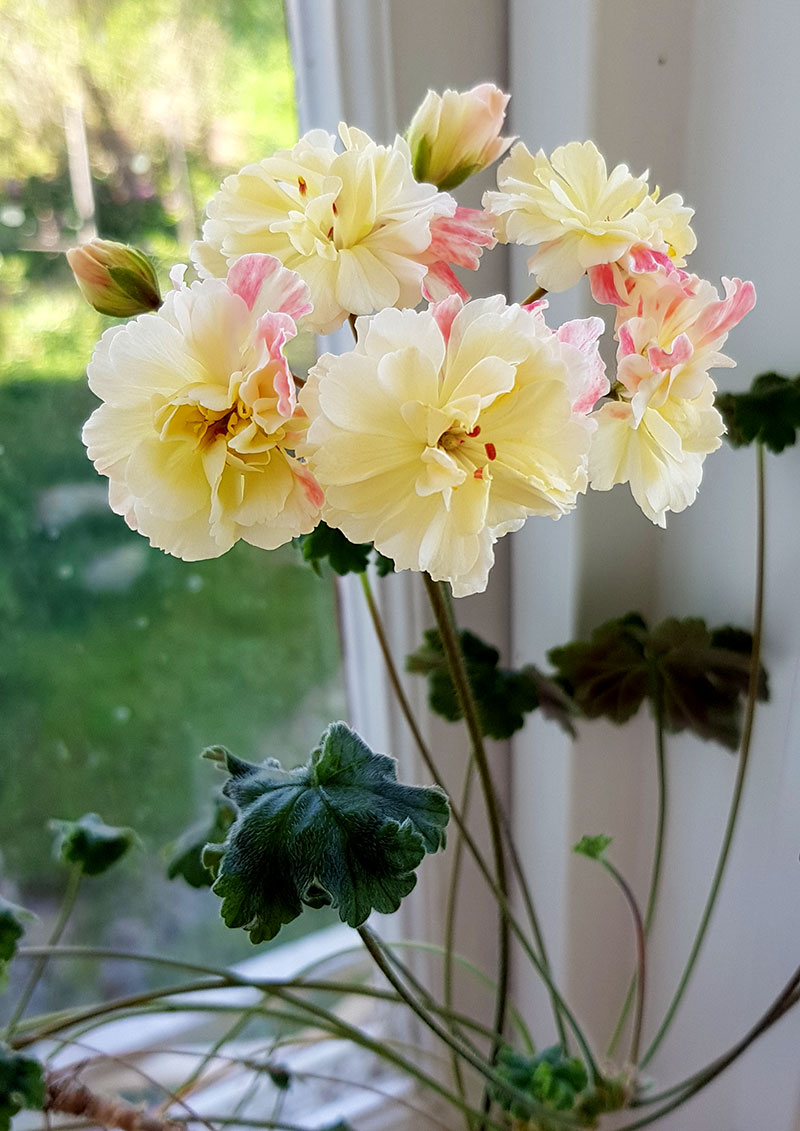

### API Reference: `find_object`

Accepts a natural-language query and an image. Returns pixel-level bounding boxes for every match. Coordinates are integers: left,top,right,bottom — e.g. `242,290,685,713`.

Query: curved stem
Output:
422,576,510,1078
5,865,82,1039
600,861,646,1065
357,927,581,1130
607,701,668,1059
620,968,800,1129
641,442,767,1068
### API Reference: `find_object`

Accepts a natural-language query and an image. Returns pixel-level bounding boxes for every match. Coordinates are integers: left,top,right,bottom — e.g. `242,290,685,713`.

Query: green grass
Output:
0,375,345,995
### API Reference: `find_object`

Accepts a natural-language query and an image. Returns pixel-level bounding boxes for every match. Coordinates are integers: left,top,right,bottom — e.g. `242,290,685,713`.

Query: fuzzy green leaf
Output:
574,835,613,861
295,522,394,577
0,1045,45,1131
209,723,449,942
50,813,137,876
717,372,800,452
166,795,237,888
0,897,33,969
492,1045,590,1127
406,628,560,740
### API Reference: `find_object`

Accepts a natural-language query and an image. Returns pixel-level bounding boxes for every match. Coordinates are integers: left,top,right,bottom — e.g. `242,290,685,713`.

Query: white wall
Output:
288,2,800,1127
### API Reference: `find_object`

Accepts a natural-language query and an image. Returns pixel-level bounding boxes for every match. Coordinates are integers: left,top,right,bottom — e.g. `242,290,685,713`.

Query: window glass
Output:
0,0,346,1015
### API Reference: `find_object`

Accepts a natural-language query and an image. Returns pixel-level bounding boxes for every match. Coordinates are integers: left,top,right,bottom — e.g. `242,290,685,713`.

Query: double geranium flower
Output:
76,85,755,594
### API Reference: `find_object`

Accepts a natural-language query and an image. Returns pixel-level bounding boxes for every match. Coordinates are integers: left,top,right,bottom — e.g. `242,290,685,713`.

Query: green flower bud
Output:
66,238,161,317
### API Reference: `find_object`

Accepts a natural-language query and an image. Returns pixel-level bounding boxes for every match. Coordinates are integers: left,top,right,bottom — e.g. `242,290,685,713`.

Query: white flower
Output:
484,140,696,292
192,125,456,334
83,254,322,559
298,297,605,596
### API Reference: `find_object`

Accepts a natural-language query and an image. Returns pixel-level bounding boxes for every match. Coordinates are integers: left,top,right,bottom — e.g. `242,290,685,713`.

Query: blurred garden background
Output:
0,0,345,1013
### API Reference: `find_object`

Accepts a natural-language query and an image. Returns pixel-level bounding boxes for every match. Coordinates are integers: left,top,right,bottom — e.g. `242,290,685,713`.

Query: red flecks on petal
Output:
430,293,463,345
467,425,481,437
484,442,496,461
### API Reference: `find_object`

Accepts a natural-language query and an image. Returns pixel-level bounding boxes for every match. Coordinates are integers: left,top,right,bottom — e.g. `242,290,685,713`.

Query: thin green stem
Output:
443,757,475,1124
423,574,510,1077
356,927,582,1130
5,865,82,1039
600,860,646,1065
607,706,668,1059
641,442,767,1067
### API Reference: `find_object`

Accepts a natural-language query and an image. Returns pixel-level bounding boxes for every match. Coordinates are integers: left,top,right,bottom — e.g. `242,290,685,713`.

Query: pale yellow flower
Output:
589,381,724,527
484,140,695,292
299,297,604,596
192,125,455,334
83,254,322,559
407,84,512,190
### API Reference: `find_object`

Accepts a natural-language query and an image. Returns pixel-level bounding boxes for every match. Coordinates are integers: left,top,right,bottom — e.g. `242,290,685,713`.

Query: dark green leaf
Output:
548,613,768,750
548,614,650,725
49,813,137,876
373,551,395,577
0,896,32,968
717,371,800,452
648,618,768,750
573,835,612,861
492,1045,589,1127
295,522,373,576
406,628,544,740
0,1045,45,1131
166,794,237,888
209,722,449,942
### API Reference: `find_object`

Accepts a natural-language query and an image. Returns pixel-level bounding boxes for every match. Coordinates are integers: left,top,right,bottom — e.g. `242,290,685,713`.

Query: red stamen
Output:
473,467,484,479
332,201,338,215
467,425,481,437
298,176,307,196
327,226,334,240
484,442,497,461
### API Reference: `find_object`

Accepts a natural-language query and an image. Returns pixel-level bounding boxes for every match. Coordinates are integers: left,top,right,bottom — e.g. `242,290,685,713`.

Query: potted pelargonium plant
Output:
3,81,797,1131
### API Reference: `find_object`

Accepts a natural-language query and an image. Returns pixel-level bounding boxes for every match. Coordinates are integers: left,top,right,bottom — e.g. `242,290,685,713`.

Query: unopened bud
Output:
407,84,512,192
67,238,161,317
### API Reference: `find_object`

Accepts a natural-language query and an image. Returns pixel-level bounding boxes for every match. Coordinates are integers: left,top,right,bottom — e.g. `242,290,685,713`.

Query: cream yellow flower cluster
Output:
299,297,606,595
76,85,755,593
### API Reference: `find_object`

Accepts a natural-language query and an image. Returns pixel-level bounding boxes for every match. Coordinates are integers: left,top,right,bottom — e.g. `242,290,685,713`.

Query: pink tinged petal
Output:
423,261,470,303
617,322,638,358
588,264,624,305
295,465,325,509
170,263,188,289
426,207,497,269
430,294,463,346
558,316,609,412
254,310,299,415
647,332,693,375
629,245,673,274
226,253,313,322
692,277,756,350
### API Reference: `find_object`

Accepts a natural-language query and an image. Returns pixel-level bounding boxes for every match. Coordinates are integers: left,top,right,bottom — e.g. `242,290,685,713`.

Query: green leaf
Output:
717,372,800,452
573,835,613,861
49,813,137,876
296,522,373,576
0,896,33,967
548,614,650,725
166,794,237,888
208,722,449,942
492,1045,590,1127
648,618,769,750
548,613,768,750
406,628,556,740
0,1045,45,1131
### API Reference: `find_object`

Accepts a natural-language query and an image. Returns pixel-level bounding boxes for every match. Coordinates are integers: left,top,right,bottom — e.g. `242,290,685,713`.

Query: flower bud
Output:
66,238,161,317
407,83,512,191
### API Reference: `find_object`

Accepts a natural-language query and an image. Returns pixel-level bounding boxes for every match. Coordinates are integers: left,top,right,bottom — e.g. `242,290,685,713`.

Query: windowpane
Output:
0,0,346,1016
